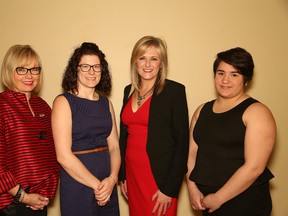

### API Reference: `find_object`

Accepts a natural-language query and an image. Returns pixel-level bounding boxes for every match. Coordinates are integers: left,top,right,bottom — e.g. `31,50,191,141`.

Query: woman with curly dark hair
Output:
52,42,120,216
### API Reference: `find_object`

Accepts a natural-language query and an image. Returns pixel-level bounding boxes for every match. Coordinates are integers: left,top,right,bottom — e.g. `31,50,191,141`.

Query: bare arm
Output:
51,96,100,191
95,101,121,204
185,104,206,211
202,102,276,212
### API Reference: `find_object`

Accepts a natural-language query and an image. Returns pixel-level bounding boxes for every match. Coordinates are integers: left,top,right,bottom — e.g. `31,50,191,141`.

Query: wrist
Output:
109,175,117,185
13,186,24,203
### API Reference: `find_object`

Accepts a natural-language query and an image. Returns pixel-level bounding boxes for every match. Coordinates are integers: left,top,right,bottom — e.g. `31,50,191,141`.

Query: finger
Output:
152,201,159,214
162,204,168,215
151,191,158,202
120,186,128,199
97,182,104,190
157,204,163,216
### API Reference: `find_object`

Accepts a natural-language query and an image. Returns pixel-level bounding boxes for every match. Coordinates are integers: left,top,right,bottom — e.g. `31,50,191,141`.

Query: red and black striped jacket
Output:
0,89,60,209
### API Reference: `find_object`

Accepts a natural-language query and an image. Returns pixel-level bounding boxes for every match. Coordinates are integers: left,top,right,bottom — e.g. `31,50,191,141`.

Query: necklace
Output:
137,87,154,107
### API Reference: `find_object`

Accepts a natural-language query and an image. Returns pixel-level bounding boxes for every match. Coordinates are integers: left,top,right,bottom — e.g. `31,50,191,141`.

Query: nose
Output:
145,59,151,67
87,67,96,74
222,74,230,83
25,71,33,78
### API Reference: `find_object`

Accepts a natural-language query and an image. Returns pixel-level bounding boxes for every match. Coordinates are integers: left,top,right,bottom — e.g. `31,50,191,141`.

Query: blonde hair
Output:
1,44,43,94
130,36,168,95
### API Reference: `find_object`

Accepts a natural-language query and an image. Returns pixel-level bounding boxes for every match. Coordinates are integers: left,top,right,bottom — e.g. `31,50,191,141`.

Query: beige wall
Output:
1,0,287,215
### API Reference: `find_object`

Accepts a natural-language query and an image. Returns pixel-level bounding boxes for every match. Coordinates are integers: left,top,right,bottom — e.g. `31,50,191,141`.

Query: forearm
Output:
59,154,100,189
214,164,263,205
109,148,121,182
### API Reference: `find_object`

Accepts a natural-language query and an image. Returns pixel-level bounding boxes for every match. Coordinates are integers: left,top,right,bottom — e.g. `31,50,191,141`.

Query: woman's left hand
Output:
151,190,172,216
202,193,222,213
94,176,115,206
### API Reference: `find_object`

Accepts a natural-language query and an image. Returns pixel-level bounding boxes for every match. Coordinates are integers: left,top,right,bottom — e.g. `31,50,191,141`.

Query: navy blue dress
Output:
60,93,119,216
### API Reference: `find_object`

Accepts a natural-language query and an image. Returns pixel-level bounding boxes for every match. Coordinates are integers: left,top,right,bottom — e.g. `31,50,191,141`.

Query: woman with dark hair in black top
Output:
186,47,276,216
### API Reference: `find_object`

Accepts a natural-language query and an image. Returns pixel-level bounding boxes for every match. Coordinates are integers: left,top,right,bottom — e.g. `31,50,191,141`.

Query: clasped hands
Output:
190,188,222,213
22,193,49,211
94,176,116,206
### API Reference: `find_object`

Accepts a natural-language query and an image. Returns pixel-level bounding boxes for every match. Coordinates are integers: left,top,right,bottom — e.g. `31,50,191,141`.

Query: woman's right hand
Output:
187,182,205,211
22,193,49,210
120,180,128,200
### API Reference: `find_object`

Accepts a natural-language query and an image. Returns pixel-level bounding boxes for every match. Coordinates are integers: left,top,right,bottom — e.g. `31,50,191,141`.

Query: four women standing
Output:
0,41,276,216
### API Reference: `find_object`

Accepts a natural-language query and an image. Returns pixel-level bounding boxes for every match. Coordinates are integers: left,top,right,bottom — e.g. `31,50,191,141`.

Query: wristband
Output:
13,186,23,203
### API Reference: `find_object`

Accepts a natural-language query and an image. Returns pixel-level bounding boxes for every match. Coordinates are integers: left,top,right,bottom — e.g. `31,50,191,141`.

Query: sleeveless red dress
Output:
122,96,177,216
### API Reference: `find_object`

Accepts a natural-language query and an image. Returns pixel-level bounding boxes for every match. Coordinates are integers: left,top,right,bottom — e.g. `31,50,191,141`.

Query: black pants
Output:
0,203,47,216
197,182,272,216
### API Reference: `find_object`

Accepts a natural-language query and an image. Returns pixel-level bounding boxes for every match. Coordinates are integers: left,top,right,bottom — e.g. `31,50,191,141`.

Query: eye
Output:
94,65,101,69
82,64,89,69
231,72,240,77
217,71,224,76
151,57,159,61
138,56,145,60
17,67,26,72
31,67,39,71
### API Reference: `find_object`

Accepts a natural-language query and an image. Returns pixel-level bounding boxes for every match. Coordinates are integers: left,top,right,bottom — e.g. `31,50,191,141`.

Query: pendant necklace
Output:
137,87,154,107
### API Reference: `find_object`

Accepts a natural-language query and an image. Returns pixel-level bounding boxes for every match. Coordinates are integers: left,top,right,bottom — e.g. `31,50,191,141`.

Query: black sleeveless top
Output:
189,98,273,187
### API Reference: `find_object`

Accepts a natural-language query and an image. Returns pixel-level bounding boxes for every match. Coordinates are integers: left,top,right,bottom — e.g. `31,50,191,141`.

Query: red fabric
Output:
0,90,60,209
122,96,177,216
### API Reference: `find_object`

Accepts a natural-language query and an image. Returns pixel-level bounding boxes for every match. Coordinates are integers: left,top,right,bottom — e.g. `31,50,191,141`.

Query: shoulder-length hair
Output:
1,44,43,94
130,36,168,95
62,42,111,96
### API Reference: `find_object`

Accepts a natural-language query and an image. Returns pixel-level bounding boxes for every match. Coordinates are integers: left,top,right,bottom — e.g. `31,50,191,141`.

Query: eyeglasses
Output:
15,67,41,75
78,64,102,72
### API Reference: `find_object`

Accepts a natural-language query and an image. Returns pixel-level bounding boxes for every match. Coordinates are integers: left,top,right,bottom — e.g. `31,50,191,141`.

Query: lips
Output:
143,69,153,73
23,81,34,85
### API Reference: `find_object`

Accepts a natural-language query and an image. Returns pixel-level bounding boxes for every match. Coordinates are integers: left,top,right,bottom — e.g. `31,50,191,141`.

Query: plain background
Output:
1,1,287,215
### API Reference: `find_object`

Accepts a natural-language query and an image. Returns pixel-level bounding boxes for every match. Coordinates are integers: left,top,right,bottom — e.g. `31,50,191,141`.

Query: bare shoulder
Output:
245,102,274,116
244,101,276,125
52,95,70,113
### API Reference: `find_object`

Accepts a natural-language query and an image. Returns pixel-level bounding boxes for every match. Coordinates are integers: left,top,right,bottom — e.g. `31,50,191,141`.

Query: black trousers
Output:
197,182,272,216
0,203,47,216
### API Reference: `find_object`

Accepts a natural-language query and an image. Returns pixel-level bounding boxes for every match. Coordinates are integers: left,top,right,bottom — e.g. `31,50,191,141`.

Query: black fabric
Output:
198,182,272,216
119,79,189,197
0,203,47,216
190,98,273,187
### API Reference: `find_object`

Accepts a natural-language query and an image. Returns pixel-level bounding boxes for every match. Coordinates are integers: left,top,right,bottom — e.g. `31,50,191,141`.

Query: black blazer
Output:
119,79,189,197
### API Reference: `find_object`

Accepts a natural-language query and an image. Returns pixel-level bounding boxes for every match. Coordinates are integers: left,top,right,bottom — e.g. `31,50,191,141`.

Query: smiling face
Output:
77,54,101,90
136,46,161,83
214,61,245,99
13,60,40,97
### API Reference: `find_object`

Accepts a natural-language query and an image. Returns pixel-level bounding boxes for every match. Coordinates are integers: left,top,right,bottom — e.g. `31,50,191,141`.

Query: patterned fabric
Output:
0,89,60,209
60,93,119,216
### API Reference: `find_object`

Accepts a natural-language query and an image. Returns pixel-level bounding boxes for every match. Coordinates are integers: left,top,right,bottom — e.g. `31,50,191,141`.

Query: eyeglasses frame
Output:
78,64,102,73
15,67,42,75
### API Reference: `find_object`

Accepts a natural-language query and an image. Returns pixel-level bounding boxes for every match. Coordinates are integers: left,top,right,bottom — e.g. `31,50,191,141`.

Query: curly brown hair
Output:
62,42,111,96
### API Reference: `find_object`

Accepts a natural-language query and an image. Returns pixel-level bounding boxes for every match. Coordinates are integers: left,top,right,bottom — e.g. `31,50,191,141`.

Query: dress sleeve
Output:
0,112,18,194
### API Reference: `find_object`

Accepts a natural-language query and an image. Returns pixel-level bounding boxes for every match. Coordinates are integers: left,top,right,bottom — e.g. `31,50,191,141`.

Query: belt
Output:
73,146,108,155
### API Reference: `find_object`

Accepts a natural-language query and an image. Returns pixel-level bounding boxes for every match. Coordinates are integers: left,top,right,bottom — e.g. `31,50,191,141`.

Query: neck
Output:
76,88,98,100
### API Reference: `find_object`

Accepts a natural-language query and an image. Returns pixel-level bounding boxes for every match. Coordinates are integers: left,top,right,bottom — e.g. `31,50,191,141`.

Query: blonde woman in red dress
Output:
119,36,189,216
